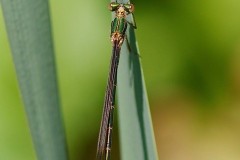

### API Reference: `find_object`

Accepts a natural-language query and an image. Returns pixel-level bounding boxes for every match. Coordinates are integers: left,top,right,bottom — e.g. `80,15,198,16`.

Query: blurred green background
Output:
1,0,240,159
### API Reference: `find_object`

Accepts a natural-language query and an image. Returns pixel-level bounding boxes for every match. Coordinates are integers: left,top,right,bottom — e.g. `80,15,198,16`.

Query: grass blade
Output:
1,1,68,160
115,0,159,159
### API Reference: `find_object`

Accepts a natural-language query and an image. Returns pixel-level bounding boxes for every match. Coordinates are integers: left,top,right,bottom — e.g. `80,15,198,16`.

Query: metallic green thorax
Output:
111,17,127,35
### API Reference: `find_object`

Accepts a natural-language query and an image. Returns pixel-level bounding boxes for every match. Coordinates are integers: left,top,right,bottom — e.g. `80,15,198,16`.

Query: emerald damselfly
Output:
96,1,136,160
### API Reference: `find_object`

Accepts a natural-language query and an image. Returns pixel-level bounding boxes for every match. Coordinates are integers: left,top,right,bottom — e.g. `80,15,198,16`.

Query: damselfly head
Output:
108,2,134,15
116,6,126,18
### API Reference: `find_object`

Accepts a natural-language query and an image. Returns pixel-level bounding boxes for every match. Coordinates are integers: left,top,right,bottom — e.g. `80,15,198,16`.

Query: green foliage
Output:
1,0,240,159
1,1,68,160
116,0,158,159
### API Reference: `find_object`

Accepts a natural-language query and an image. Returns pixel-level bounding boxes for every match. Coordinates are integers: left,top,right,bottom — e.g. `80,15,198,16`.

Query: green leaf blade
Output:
116,1,159,159
1,1,68,160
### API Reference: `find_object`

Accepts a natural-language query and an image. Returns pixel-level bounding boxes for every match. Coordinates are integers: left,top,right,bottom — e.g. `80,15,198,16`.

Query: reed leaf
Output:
115,0,159,159
1,1,68,159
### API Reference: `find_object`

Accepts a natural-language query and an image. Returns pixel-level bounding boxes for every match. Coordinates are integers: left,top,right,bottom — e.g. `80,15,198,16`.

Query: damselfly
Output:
96,1,137,160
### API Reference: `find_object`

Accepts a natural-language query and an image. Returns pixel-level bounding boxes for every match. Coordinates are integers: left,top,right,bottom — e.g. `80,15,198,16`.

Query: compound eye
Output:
108,2,120,11
124,4,134,13
128,4,134,13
